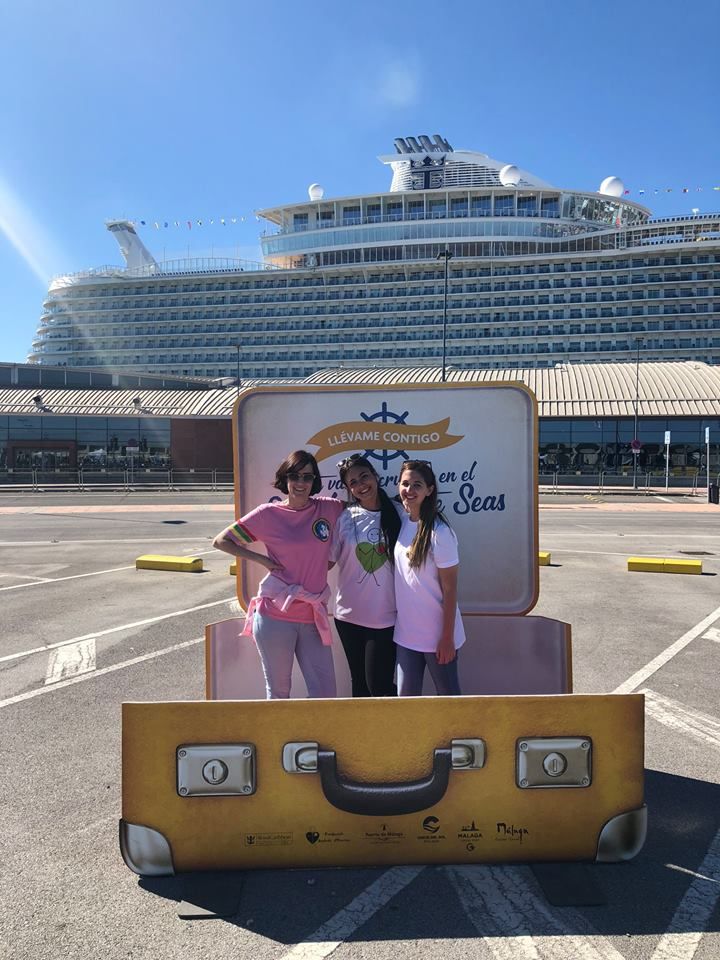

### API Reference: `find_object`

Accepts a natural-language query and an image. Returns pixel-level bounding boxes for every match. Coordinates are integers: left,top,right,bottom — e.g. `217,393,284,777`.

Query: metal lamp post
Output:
632,336,643,490
436,247,453,382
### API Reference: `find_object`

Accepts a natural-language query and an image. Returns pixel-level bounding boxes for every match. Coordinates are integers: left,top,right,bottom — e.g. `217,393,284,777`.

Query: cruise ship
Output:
29,136,720,378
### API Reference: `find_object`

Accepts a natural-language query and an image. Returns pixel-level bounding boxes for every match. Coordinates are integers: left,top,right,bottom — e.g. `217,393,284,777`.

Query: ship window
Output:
471,196,491,217
494,195,514,217
541,197,560,218
517,195,538,217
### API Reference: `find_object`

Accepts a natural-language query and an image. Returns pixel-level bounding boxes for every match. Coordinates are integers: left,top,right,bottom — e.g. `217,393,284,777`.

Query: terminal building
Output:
1,360,718,484
27,135,720,380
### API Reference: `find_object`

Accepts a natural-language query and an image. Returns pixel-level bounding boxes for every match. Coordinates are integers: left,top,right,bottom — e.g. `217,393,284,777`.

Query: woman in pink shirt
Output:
213,450,343,699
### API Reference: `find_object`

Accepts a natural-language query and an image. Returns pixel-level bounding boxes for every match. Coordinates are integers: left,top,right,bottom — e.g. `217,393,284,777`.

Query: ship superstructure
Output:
30,136,720,378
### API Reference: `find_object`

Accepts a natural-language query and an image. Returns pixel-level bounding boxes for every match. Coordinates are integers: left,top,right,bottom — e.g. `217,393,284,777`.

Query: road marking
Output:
45,639,96,685
650,826,720,960
278,866,424,960
0,537,211,546
0,549,216,593
654,495,675,503
703,627,720,643
613,603,720,694
0,572,52,581
447,864,626,959
641,689,720,749
0,596,235,663
0,637,204,710
0,563,135,592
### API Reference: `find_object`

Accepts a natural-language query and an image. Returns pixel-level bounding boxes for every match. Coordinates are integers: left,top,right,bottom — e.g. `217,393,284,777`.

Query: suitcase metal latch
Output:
516,737,592,788
282,739,485,773
176,743,256,797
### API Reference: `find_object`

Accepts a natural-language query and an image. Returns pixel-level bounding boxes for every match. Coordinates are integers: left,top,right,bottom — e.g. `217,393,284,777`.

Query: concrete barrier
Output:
135,555,203,572
627,556,702,575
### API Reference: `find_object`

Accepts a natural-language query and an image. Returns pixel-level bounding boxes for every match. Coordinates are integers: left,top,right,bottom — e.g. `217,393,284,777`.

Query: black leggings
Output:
334,619,396,697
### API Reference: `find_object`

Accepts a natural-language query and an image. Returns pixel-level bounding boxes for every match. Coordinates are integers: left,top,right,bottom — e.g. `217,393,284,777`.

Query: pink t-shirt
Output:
228,496,343,623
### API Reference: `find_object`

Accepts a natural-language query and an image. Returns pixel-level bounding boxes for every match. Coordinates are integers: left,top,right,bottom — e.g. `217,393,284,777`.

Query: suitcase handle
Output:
317,748,452,816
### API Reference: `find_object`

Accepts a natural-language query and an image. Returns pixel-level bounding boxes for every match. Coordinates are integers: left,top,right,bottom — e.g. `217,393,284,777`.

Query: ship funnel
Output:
106,220,158,271
433,134,452,151
394,137,410,154
406,136,422,153
418,135,434,152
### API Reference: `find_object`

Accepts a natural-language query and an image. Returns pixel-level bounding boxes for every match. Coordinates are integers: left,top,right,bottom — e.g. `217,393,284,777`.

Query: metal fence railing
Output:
0,467,235,492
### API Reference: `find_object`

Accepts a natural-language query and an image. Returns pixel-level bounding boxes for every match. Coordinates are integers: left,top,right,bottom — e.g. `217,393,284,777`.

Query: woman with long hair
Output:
332,454,402,696
213,450,343,699
393,460,465,696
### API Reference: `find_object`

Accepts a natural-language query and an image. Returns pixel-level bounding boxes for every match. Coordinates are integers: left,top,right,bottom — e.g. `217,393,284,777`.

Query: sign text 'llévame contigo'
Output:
307,417,463,460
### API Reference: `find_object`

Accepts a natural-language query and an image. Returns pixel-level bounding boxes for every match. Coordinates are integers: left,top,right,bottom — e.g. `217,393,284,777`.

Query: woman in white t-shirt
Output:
331,454,402,696
393,460,465,696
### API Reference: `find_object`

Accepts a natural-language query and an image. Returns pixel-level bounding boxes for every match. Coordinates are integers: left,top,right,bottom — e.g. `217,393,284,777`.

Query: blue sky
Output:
1,0,718,361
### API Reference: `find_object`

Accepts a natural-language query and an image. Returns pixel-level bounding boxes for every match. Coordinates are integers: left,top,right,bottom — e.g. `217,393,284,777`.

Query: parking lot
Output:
1,490,719,960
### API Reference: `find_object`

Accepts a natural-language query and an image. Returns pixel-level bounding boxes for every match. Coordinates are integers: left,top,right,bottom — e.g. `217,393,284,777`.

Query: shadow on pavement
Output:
137,767,720,941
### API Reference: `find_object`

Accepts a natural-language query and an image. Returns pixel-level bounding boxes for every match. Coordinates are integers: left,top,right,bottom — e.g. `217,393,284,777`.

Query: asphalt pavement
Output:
0,491,718,960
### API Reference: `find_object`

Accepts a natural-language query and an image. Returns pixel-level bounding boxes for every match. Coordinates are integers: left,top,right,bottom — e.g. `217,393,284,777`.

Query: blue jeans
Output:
253,611,336,699
396,646,461,696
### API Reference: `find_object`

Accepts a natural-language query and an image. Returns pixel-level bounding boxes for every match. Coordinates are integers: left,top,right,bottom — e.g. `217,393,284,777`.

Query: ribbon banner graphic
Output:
307,417,463,461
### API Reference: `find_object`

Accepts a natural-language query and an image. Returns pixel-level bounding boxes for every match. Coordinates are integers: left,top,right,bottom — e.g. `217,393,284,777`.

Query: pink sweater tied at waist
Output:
240,573,333,646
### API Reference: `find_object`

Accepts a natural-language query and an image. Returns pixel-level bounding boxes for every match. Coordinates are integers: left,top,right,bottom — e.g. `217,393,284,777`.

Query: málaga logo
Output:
307,401,463,470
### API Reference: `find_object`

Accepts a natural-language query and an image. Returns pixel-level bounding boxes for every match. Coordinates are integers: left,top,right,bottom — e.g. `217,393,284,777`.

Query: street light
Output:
632,336,643,490
436,247,453,382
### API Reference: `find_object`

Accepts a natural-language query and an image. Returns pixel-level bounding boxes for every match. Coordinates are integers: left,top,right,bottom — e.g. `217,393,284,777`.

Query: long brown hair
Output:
401,460,449,569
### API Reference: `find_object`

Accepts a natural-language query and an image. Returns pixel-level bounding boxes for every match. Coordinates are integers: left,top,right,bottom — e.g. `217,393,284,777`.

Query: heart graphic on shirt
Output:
356,541,388,574
306,831,320,844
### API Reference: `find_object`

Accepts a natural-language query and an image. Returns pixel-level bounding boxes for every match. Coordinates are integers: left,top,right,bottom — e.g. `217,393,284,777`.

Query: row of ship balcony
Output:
44,254,720,306
39,284,720,322
34,306,720,340
33,312,720,343
32,340,720,369
32,317,720,352
42,267,720,311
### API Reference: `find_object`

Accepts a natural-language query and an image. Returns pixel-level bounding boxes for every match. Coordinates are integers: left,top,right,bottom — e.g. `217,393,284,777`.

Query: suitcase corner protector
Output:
119,820,175,876
595,804,647,863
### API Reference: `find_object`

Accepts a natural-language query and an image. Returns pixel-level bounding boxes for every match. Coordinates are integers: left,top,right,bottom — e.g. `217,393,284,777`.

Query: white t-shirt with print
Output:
393,514,466,653
331,505,396,629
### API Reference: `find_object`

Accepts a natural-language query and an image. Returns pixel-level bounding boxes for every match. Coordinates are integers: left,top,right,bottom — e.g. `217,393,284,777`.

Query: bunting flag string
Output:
627,184,720,198
129,183,720,229
132,213,261,230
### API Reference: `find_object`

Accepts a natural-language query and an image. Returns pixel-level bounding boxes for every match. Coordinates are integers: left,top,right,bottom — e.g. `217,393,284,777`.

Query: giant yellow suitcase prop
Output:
120,383,646,875
121,694,644,874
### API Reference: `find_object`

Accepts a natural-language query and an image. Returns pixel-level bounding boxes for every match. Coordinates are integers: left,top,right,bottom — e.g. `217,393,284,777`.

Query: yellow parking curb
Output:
538,551,552,566
627,556,702,575
136,555,204,573
229,561,237,576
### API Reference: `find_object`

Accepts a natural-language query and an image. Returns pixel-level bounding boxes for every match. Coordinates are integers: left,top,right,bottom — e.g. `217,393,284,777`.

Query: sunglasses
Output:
337,453,367,469
402,459,433,470
286,471,315,483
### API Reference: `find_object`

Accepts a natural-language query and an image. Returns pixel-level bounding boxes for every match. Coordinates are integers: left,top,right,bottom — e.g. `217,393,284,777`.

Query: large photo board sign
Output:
233,382,538,616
